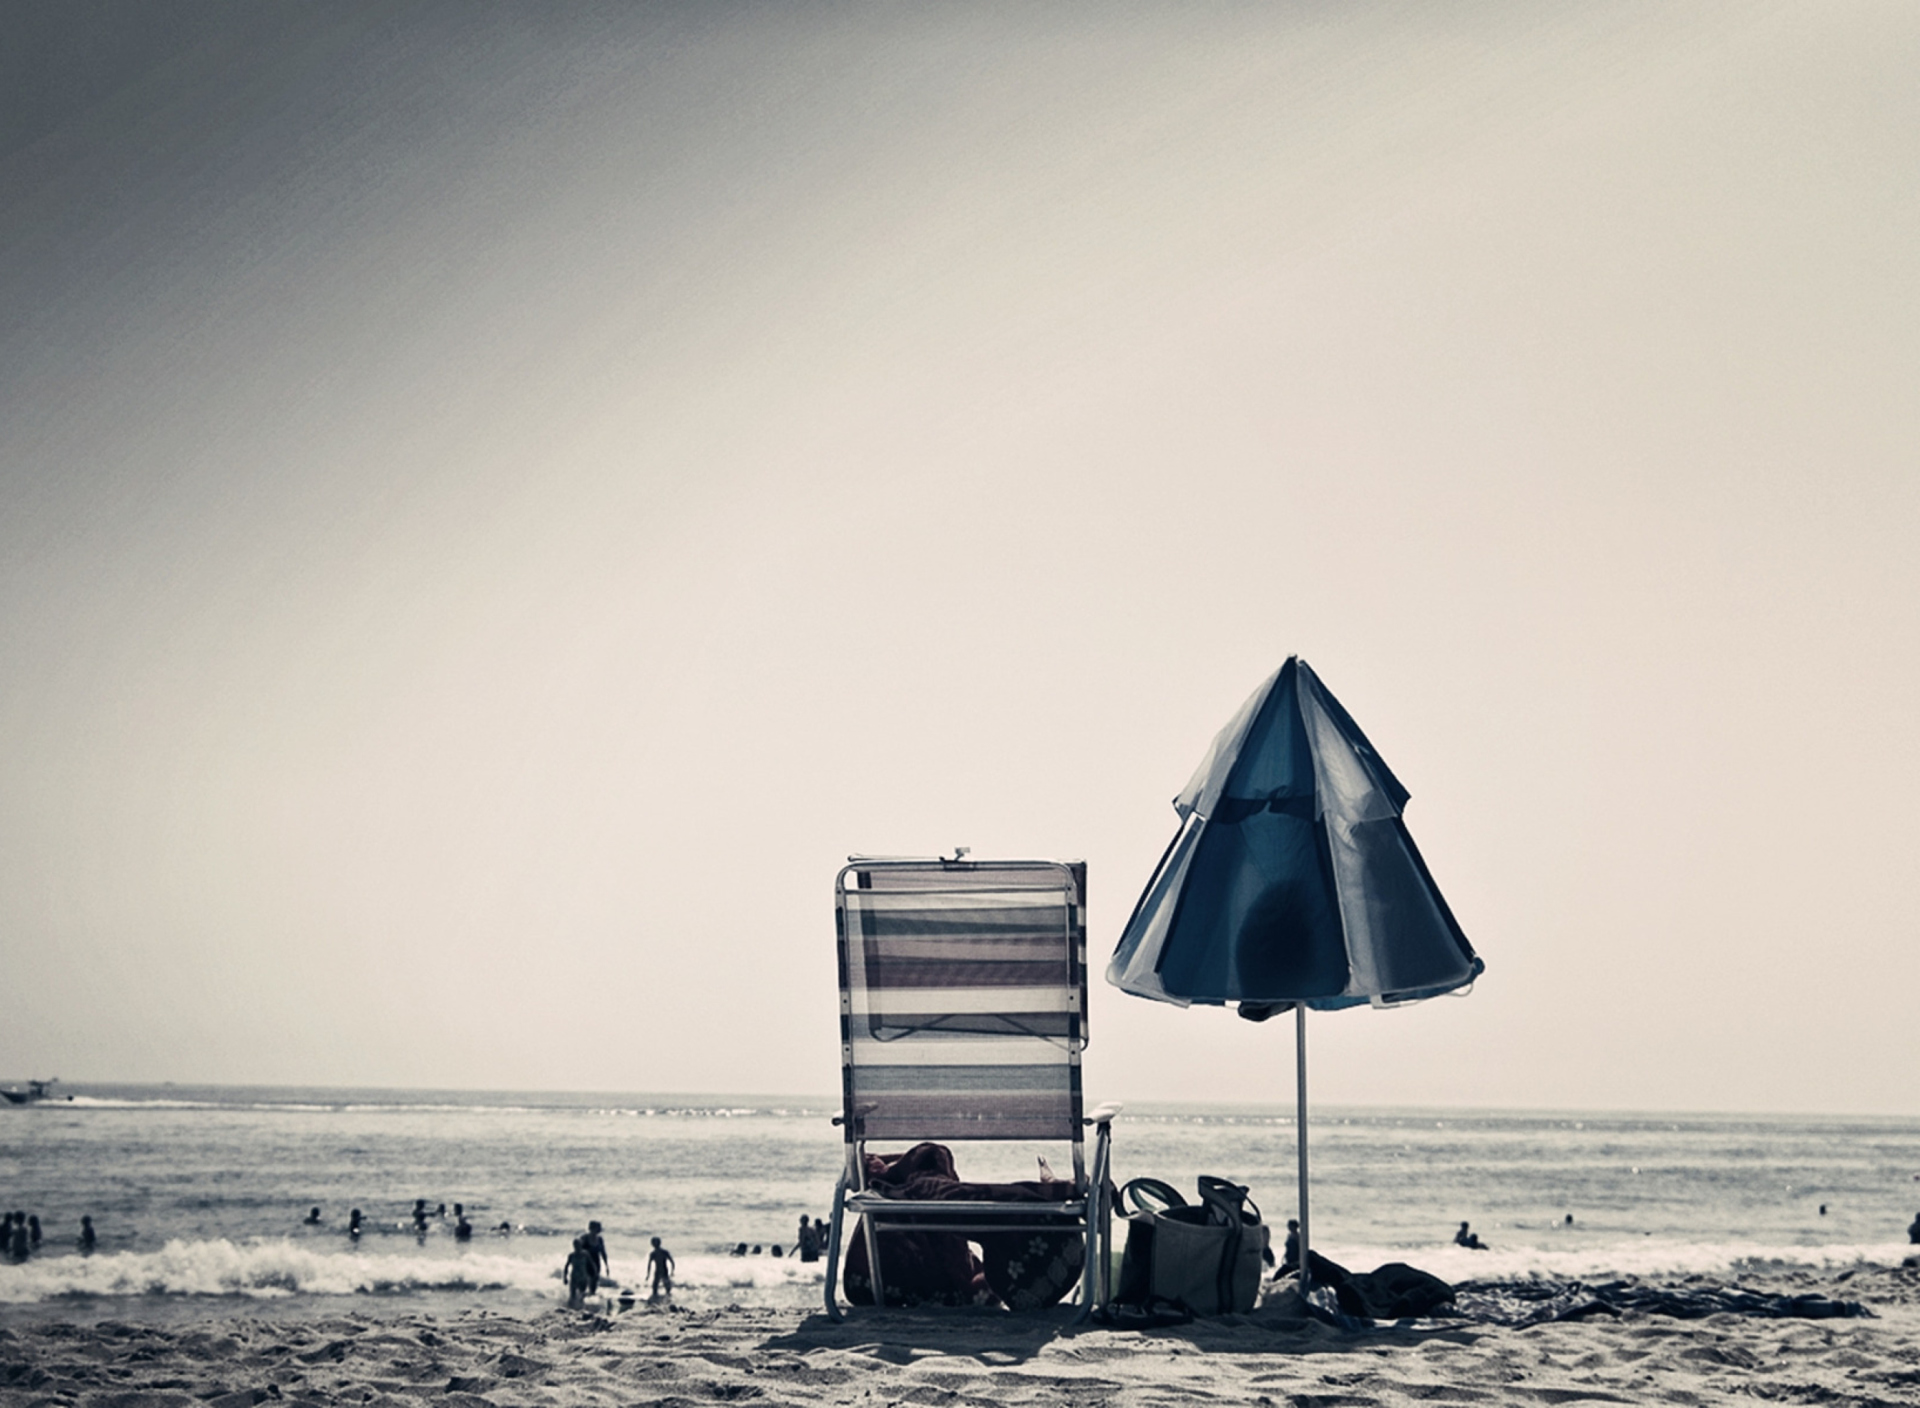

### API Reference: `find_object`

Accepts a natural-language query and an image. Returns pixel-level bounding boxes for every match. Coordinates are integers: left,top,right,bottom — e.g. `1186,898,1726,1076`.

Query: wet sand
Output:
4,1266,1919,1408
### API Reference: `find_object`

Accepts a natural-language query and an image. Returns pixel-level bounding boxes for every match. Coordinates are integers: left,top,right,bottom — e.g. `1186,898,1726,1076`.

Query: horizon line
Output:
11,1078,1918,1123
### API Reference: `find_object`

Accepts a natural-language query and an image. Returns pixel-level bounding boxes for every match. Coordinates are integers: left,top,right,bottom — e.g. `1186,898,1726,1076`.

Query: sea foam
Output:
0,1241,835,1305
0,1240,555,1303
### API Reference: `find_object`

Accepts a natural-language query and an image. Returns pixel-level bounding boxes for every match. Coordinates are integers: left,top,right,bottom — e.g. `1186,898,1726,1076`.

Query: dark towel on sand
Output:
1307,1253,1457,1320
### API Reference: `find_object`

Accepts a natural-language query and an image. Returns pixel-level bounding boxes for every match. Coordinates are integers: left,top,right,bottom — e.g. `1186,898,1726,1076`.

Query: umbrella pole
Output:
1295,1001,1310,1293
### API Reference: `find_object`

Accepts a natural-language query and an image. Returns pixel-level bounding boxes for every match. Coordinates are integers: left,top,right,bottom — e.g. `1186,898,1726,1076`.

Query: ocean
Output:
2,1085,1916,1322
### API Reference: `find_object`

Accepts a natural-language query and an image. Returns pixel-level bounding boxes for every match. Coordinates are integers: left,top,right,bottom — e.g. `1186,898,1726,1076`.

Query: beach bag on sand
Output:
1116,1176,1267,1316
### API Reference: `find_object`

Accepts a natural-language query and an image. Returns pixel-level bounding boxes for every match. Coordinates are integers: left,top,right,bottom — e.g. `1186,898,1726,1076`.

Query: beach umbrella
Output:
1107,657,1482,1287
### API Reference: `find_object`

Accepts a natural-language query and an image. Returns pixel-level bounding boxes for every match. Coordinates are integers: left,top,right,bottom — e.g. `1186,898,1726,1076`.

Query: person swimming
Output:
78,1215,96,1252
303,1206,323,1225
454,1214,472,1242
1453,1220,1487,1250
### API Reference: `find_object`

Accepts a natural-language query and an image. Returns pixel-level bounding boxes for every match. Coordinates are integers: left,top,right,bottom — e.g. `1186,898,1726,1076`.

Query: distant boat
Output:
0,1078,59,1105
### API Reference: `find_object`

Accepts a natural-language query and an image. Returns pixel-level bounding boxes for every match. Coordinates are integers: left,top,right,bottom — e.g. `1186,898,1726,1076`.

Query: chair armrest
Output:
846,1197,1087,1217
1085,1102,1123,1125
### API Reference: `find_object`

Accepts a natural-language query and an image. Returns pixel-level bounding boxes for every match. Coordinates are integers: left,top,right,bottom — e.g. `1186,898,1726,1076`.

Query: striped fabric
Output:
839,860,1086,1143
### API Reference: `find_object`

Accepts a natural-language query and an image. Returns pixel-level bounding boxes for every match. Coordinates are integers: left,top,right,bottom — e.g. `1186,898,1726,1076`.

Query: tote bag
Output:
1118,1176,1267,1316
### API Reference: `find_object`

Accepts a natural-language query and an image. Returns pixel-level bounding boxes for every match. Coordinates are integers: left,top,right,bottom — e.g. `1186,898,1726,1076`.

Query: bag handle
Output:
1193,1177,1250,1312
1197,1175,1260,1227
1121,1177,1187,1216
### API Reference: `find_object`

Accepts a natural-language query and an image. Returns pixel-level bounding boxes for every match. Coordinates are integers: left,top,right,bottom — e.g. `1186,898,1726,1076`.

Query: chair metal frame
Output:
823,855,1118,1320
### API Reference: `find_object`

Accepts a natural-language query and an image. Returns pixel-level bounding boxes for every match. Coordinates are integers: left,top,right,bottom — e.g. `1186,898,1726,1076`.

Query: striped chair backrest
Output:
837,860,1086,1144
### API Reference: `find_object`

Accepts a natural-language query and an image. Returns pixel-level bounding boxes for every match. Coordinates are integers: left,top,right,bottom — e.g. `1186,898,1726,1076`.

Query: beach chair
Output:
824,856,1119,1320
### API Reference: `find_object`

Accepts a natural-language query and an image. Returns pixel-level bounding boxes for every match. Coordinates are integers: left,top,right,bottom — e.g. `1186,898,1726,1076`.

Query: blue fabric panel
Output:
1297,661,1411,813
1217,658,1318,811
1376,816,1479,998
1340,816,1476,995
1155,808,1349,1002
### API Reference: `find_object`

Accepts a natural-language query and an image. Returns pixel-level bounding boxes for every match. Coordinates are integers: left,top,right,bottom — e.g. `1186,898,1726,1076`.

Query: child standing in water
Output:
647,1236,674,1299
562,1237,594,1310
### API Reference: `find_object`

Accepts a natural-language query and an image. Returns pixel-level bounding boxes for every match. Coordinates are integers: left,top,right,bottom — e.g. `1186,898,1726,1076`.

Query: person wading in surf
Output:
647,1237,675,1299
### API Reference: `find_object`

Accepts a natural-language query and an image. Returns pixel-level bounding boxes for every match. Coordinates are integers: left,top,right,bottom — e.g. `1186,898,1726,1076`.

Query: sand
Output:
5,1266,1920,1408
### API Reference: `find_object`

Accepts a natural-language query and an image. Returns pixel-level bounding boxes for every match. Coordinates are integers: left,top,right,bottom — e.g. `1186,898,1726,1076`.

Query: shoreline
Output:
3,1267,1918,1407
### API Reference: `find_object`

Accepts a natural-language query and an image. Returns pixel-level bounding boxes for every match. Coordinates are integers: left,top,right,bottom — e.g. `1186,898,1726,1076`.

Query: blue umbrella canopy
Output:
1108,657,1482,1010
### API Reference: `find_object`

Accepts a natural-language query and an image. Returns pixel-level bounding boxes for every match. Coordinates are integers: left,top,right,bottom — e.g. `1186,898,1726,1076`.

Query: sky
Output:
2,1,1916,1116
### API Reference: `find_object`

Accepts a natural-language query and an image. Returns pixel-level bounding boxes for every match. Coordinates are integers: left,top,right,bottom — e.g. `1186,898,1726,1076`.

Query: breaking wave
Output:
0,1241,554,1303
0,1241,829,1305
30,1095,830,1118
